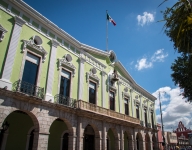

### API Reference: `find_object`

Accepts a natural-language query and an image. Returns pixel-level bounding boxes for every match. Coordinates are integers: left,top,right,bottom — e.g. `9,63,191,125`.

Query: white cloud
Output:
135,58,152,70
137,12,155,26
135,49,168,71
153,86,192,131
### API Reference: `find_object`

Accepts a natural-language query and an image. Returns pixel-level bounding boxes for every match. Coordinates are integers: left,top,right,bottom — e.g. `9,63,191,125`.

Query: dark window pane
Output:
62,133,69,150
89,82,96,104
124,99,129,115
144,109,147,127
136,105,139,119
110,91,115,110
60,71,71,97
151,112,154,128
22,60,38,85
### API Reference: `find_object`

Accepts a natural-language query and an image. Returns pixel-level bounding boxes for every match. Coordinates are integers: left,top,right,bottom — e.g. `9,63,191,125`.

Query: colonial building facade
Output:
0,0,158,150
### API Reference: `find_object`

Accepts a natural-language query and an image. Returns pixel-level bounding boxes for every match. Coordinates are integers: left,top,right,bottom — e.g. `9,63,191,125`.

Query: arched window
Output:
28,129,34,150
62,133,69,150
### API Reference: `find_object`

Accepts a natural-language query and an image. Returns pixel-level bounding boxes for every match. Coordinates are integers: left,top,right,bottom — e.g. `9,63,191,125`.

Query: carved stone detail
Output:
0,24,7,42
59,56,76,77
134,99,140,106
22,39,47,62
86,69,100,87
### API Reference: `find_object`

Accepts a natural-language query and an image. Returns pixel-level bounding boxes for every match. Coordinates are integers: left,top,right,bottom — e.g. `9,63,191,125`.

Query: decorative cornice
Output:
22,39,47,62
59,57,76,77
134,99,140,106
0,24,7,42
14,16,26,27
86,72,100,87
79,56,86,64
51,39,59,48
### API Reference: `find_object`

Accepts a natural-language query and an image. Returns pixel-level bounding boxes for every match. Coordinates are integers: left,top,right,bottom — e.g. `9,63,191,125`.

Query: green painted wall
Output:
10,24,51,89
48,119,68,150
0,10,14,78
5,111,34,150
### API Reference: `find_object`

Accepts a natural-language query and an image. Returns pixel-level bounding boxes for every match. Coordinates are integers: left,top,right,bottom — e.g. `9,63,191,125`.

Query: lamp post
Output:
159,91,166,149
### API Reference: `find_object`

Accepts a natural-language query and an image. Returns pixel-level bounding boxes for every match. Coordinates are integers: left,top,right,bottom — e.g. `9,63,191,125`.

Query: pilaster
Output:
37,132,49,150
139,95,143,121
120,126,124,150
77,117,83,150
102,121,107,150
117,81,122,113
130,89,134,117
78,57,86,100
68,135,77,150
101,71,107,108
45,39,59,102
0,16,25,90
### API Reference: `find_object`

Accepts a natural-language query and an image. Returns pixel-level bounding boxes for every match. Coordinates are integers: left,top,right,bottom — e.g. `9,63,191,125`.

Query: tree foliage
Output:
161,0,192,102
171,54,192,102
162,0,192,53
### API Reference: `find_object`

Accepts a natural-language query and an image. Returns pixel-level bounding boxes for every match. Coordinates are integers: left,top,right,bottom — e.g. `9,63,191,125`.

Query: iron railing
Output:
147,123,151,128
54,94,76,108
140,120,144,126
13,80,44,99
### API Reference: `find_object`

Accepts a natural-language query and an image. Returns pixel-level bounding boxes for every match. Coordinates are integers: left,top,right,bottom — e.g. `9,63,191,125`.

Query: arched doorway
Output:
145,133,150,150
136,132,143,150
107,128,116,150
48,118,69,150
152,134,156,150
124,131,132,150
0,110,38,150
83,124,95,150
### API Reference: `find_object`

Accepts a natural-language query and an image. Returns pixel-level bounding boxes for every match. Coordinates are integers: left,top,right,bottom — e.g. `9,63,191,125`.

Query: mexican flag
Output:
107,13,116,26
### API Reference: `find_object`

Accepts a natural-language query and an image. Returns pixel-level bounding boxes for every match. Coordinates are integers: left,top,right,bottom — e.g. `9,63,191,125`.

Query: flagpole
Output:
106,10,108,52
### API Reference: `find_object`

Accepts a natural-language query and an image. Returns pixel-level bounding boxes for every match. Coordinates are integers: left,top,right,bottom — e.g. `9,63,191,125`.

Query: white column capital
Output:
15,16,26,27
51,39,59,48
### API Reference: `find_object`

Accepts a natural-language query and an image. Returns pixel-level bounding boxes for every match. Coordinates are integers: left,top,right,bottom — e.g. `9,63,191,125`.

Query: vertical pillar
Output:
45,39,59,102
95,137,101,150
147,100,151,125
36,132,49,150
133,128,136,150
130,89,134,117
68,135,77,150
117,81,122,113
0,16,25,90
78,56,86,100
120,126,124,150
101,71,107,108
0,131,9,150
139,95,143,121
102,121,107,150
77,117,83,150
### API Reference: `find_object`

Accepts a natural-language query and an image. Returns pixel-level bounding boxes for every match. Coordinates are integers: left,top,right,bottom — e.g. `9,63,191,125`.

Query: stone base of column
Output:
0,79,12,90
45,93,54,102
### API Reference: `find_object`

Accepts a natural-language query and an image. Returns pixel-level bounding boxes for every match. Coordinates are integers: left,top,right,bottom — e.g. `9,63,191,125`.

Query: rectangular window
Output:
89,81,96,104
151,112,154,128
109,91,115,110
60,69,71,97
22,52,39,85
144,109,147,127
124,98,129,115
136,105,139,119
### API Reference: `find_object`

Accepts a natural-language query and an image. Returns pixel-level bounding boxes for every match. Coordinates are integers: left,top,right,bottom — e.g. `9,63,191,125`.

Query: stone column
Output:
45,39,59,102
139,95,143,121
68,135,77,150
36,132,49,150
101,71,107,108
77,117,83,150
117,81,122,113
120,126,124,150
133,129,136,150
95,137,101,150
0,130,9,150
0,16,25,90
78,56,86,100
102,121,107,150
130,89,134,117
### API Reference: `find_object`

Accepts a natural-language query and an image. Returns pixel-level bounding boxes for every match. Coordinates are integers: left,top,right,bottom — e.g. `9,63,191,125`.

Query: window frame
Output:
109,90,115,111
58,67,73,98
124,97,129,115
88,80,97,105
19,50,42,87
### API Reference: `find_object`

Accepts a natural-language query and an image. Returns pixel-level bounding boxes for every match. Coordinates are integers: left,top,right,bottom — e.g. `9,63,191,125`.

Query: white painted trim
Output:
0,24,8,42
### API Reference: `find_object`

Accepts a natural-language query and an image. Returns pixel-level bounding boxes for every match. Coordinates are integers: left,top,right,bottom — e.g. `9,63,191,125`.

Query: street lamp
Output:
159,91,166,148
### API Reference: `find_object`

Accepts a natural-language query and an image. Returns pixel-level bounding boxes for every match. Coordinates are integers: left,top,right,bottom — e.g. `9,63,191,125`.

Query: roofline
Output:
11,0,109,57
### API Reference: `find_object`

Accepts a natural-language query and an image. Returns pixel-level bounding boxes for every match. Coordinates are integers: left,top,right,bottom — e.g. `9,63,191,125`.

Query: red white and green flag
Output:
107,13,116,26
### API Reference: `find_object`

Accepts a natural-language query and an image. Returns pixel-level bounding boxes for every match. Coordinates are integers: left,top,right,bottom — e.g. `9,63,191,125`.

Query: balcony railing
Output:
13,80,44,99
76,100,140,125
147,123,151,128
55,94,76,108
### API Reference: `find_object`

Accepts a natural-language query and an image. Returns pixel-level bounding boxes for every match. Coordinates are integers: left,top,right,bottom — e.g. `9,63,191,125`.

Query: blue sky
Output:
23,0,192,130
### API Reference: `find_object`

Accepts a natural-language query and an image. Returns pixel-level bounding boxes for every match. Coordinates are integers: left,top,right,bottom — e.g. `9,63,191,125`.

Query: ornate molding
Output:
15,16,26,27
142,103,148,109
0,24,8,42
134,99,140,106
59,56,76,77
86,69,100,87
122,92,130,101
51,39,59,48
22,39,47,62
